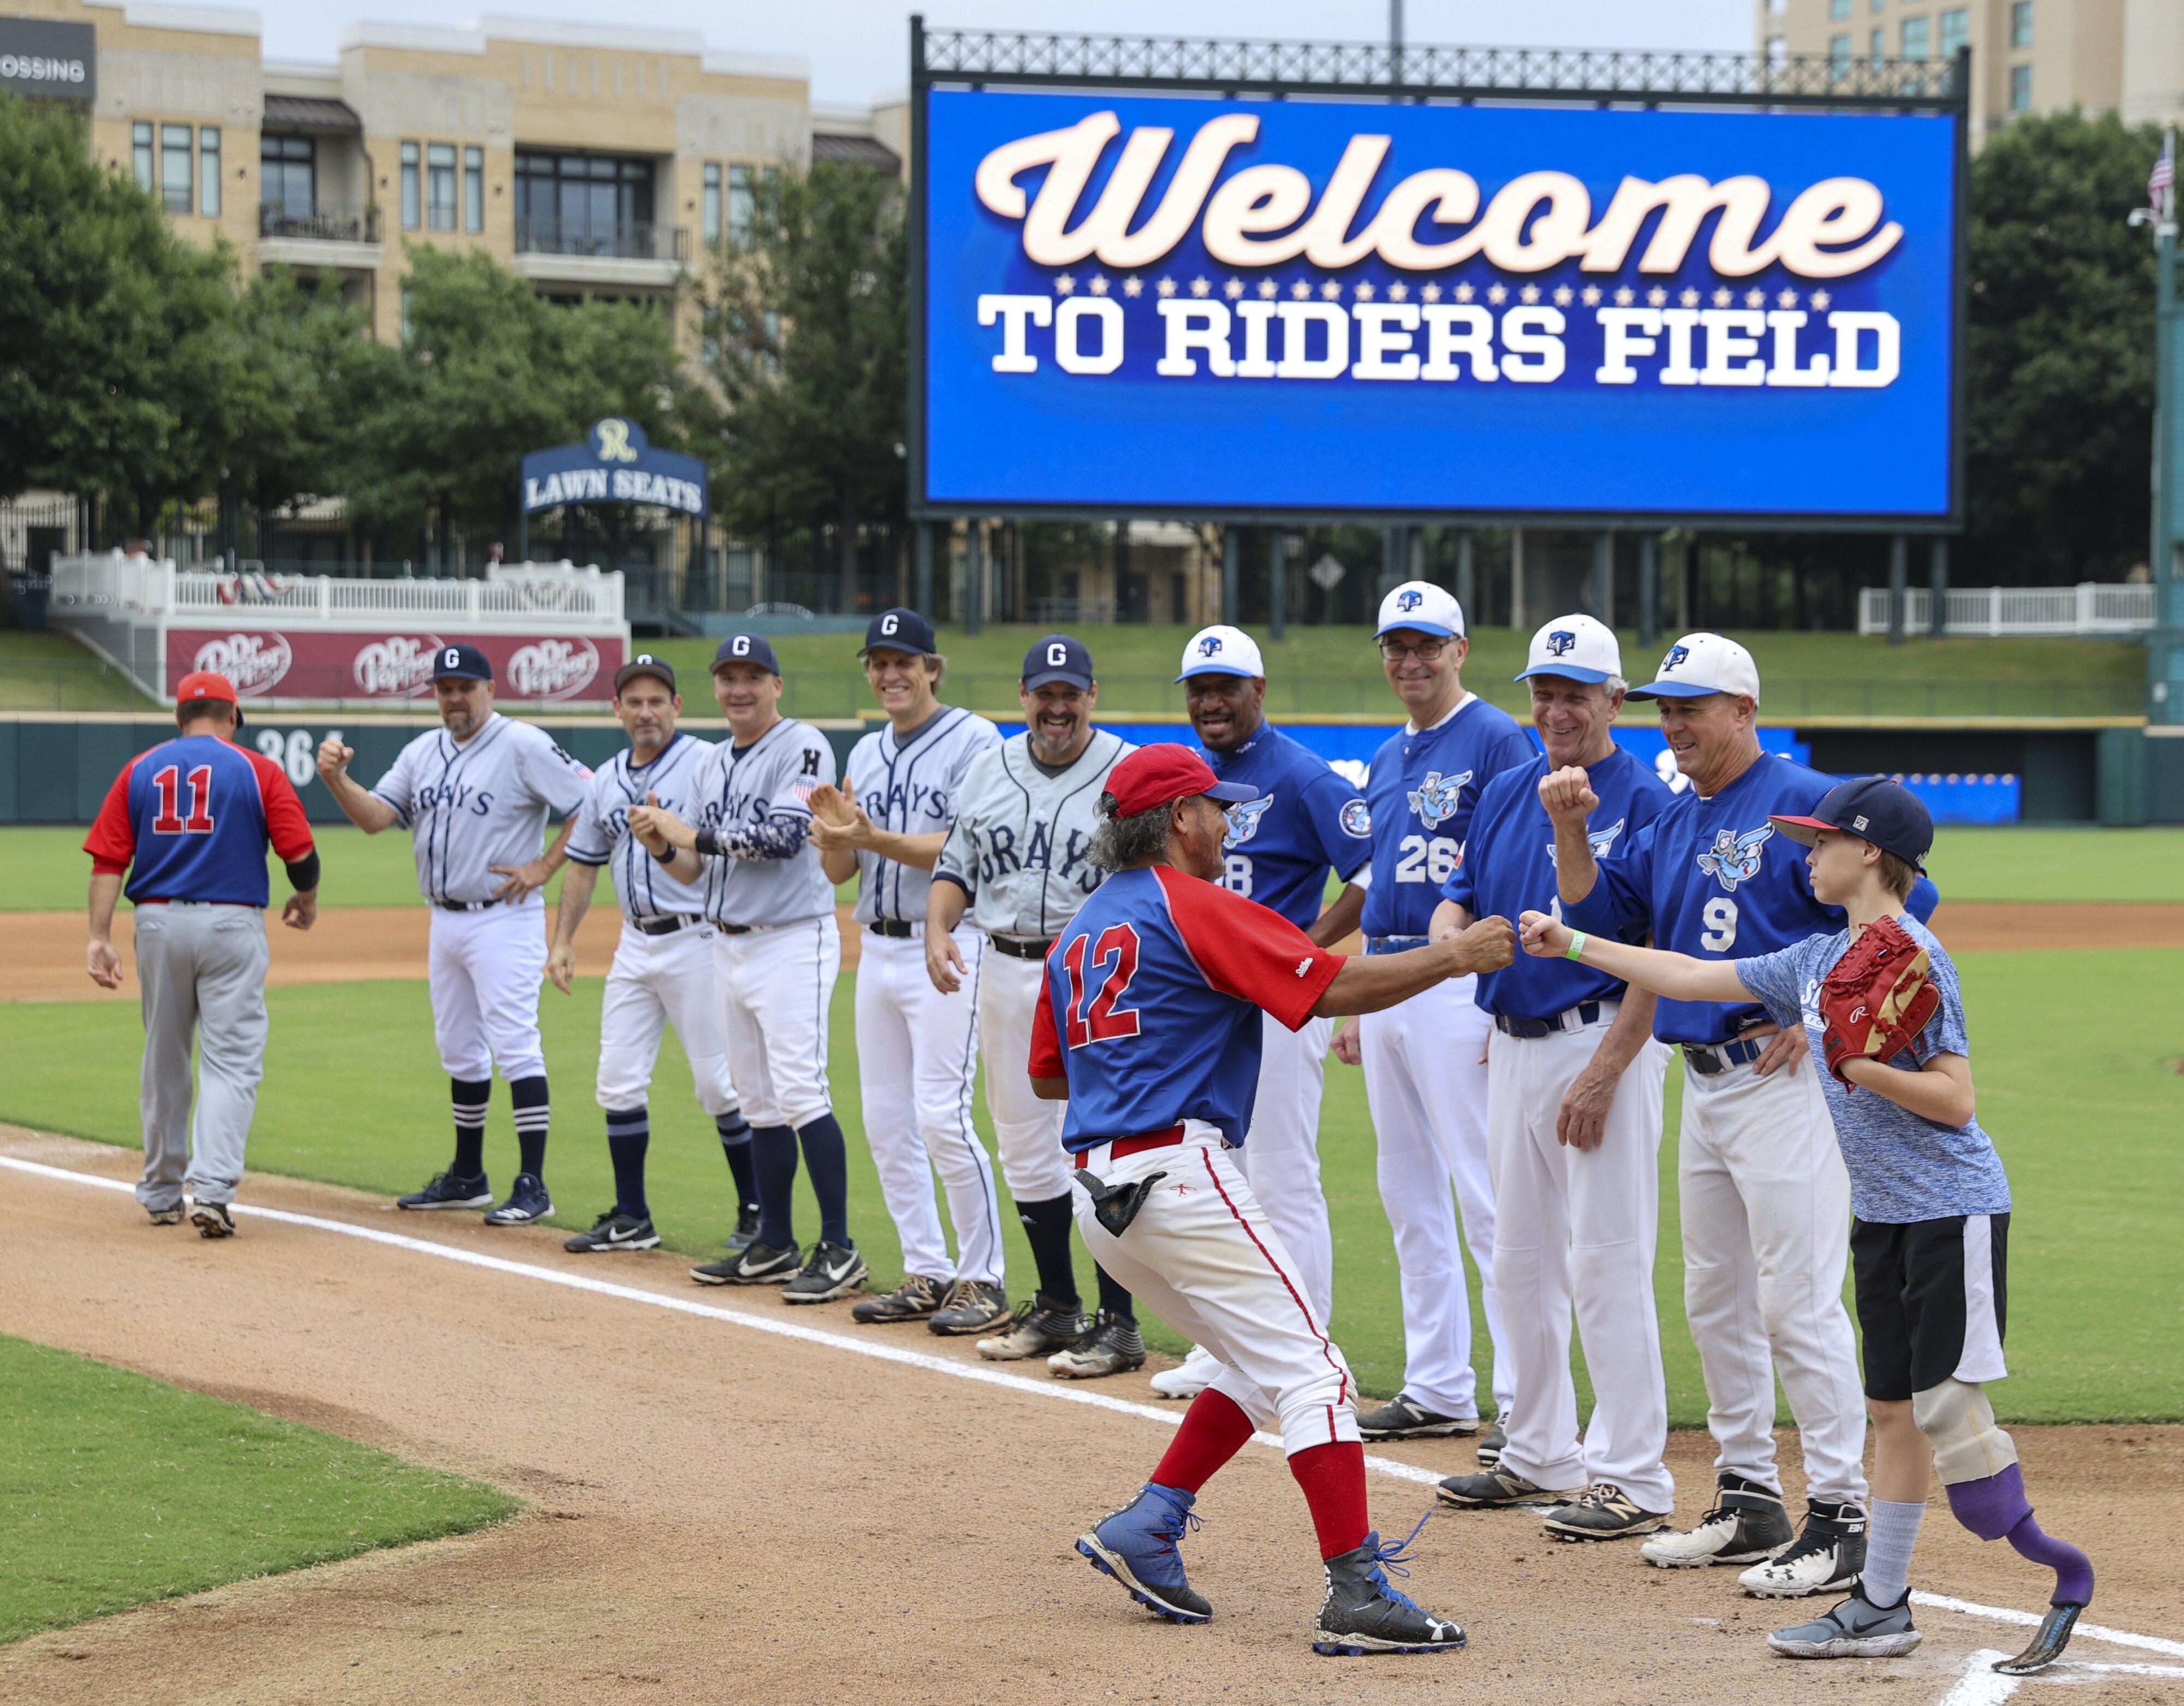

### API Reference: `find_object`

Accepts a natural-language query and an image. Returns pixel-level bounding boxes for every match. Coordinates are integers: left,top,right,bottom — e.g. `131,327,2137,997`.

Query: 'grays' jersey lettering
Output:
566,732,714,922
689,717,836,926
846,708,1002,925
369,714,592,905
936,730,1134,940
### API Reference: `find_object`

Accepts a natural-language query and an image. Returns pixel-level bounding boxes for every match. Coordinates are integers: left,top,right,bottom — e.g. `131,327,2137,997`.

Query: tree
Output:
226,270,381,520
698,161,907,584
1966,108,2164,582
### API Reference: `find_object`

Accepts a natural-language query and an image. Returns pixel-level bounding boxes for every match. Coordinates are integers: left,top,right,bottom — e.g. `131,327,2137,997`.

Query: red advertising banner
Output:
167,628,626,703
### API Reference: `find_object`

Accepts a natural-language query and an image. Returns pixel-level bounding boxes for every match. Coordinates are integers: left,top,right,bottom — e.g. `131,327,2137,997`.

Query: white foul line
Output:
11,1149,2179,1668
1938,1654,2020,1706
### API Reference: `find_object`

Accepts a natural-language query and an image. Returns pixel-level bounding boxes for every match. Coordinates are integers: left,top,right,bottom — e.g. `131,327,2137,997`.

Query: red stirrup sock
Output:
1288,1441,1370,1559
1152,1389,1256,1494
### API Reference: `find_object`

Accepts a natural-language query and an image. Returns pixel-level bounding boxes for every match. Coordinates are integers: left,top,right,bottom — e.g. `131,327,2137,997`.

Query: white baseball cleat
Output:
1640,1475,1794,1569
1149,1344,1222,1399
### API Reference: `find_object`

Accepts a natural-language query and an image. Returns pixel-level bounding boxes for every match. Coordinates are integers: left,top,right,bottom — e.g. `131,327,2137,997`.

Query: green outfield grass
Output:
1,943,2175,1424
0,632,156,712
0,1334,517,1643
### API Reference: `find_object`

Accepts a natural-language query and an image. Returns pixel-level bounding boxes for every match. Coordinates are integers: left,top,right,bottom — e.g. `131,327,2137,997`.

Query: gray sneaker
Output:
1542,1483,1671,1542
1356,1394,1479,1441
1767,1589,1921,1660
1437,1467,1584,1509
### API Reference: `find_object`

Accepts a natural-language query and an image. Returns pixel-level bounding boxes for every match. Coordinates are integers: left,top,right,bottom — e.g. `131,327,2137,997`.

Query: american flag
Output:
2153,135,2176,210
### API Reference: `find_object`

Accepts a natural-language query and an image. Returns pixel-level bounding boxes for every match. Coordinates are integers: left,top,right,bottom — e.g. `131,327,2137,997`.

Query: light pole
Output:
2139,130,2179,724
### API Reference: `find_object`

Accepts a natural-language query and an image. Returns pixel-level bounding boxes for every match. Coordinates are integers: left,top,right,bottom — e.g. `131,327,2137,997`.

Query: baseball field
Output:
4,817,2181,1699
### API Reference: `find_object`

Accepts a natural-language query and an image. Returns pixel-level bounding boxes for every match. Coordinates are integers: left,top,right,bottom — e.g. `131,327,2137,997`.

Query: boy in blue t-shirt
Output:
1512,777,2092,1679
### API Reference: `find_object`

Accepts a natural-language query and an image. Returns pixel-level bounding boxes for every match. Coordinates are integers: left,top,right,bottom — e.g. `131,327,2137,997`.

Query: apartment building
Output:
1756,0,2182,135
2,1,905,341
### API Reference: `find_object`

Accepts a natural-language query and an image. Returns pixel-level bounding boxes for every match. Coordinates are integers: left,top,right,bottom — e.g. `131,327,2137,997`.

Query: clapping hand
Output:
808,776,876,853
625,790,695,855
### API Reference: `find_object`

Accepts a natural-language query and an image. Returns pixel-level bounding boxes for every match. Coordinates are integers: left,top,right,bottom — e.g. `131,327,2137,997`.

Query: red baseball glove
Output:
1819,916,1940,1086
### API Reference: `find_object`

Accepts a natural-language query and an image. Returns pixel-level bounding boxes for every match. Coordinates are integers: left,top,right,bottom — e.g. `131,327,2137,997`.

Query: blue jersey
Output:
1565,751,1940,1045
86,733,314,907
1360,694,1536,941
1201,723,1372,930
1029,865,1344,1151
1444,744,1677,1019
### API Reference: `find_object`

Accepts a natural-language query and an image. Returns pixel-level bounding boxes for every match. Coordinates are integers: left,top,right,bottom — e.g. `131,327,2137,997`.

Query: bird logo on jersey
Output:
1222,795,1273,847
1695,824,1774,890
1339,798,1372,839
1545,629,1577,657
1663,643,1693,672
1546,816,1627,866
1406,769,1472,830
1395,588,1425,614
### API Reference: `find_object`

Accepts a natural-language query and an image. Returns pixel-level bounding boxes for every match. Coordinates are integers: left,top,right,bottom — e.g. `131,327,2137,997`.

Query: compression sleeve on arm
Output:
695,817,810,860
284,849,322,892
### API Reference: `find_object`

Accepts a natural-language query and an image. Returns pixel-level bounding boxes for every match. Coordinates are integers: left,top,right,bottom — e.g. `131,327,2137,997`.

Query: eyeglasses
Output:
1378,637,1450,662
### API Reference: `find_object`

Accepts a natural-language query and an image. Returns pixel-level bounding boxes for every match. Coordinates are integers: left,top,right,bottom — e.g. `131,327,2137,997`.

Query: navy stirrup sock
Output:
716,1110,758,1208
796,1112,851,1249
509,1075,550,1178
751,1125,799,1250
606,1105,650,1220
450,1078,490,1178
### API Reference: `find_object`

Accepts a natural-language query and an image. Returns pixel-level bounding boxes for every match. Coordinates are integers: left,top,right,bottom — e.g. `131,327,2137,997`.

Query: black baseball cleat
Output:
1542,1483,1671,1542
1077,1484,1212,1624
851,1273,945,1324
1049,1310,1147,1378
929,1279,1011,1336
782,1240,869,1303
147,1203,186,1226
563,1209,660,1253
397,1170,492,1211
1994,1603,2086,1675
975,1293,1088,1360
1312,1518,1466,1655
724,1203,762,1254
483,1172,553,1226
189,1200,236,1239
1356,1394,1480,1441
693,1239,800,1286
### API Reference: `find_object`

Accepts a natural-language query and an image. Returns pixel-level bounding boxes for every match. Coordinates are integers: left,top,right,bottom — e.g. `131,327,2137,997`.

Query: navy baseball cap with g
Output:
431,643,492,682
1023,633,1094,691
614,652,677,694
713,632,781,675
863,607,937,656
1771,776,1934,871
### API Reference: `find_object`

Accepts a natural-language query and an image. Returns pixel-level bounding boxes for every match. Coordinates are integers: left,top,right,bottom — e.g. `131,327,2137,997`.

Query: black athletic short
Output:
1851,1212,2010,1401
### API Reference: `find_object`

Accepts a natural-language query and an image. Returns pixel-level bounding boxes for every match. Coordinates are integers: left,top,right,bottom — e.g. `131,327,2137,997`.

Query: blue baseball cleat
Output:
1312,1514,1467,1655
1076,1484,1212,1624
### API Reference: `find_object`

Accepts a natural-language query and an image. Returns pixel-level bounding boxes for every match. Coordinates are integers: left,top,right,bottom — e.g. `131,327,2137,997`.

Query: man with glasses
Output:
1333,583,1535,1445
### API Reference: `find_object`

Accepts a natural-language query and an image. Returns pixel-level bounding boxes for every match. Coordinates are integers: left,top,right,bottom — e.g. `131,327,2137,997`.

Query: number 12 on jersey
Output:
1062,924,1144,1048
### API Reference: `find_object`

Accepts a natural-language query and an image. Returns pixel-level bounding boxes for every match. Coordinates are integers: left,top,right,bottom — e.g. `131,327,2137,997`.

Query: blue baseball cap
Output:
615,651,677,694
713,632,781,675
431,642,492,682
863,607,937,656
1023,633,1094,691
1771,776,1933,871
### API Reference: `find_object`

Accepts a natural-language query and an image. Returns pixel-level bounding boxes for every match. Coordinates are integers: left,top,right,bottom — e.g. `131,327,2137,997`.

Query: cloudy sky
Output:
254,0,1754,108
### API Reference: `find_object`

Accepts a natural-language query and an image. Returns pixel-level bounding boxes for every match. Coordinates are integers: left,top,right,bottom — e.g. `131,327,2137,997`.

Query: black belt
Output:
715,923,754,935
988,935,1054,960
1495,1001,1604,1039
437,899,508,912
631,914,699,937
1683,1037,1766,1076
868,919,916,938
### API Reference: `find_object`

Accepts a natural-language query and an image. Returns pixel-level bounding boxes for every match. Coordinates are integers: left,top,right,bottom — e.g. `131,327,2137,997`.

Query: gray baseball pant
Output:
134,902,270,1211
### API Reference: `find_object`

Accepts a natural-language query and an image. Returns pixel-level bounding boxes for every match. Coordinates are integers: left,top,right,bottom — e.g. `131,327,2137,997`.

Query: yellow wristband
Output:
1565,930,1588,961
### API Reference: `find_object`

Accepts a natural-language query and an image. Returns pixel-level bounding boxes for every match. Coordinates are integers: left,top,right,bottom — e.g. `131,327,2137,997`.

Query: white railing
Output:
1857,582,2155,637
49,552,623,627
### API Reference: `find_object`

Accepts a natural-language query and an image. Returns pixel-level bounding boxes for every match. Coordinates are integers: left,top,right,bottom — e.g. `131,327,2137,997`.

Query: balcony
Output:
508,217,690,292
256,202,384,271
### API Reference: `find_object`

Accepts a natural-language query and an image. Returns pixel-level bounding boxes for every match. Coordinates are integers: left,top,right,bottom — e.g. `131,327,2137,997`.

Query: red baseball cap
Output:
175,670,244,728
1105,744,1259,817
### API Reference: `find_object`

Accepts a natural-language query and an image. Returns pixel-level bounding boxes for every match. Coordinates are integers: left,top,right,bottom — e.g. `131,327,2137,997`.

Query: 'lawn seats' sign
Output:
521,417,708,519
921,90,1961,522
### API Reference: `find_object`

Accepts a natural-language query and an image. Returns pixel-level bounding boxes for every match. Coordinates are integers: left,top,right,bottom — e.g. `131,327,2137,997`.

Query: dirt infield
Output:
2,1126,2177,1704
4,901,2179,1004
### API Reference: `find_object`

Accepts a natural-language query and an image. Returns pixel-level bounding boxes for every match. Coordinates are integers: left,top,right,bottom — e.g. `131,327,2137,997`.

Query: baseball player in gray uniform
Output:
317,643,593,1226
809,608,1010,1335
628,632,865,1304
927,634,1142,1378
547,653,757,1254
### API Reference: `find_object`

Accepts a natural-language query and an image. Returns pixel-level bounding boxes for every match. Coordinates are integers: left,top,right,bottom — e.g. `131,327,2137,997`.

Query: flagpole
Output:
2150,129,2177,726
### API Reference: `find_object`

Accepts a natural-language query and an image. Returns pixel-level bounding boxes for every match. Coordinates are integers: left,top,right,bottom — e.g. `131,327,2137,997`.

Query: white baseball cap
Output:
1628,632,1762,704
1176,624,1266,682
1375,580,1466,639
1516,614,1622,686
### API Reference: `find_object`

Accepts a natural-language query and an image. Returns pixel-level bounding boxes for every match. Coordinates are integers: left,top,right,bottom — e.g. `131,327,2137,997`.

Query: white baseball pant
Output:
1236,1011,1337,1324
429,897,549,1083
856,926,1005,1286
1076,1125,1360,1454
1487,1012,1673,1511
1679,1052,1870,1507
1359,972,1511,1422
133,902,269,1211
595,920,738,1116
975,947,1075,1203
712,916,840,1130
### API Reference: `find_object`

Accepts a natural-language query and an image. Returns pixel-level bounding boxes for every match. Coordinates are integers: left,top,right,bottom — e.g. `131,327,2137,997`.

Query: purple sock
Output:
1945,1464,2094,1607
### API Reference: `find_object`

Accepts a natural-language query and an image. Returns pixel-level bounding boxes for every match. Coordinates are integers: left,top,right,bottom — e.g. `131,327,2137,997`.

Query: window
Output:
261,134,314,217
1901,14,1930,57
702,160,721,242
1939,7,1967,55
1829,0,1850,16
727,163,753,242
1869,26,1884,63
513,151,656,254
426,142,456,230
2009,62,2032,109
159,124,192,214
2009,0,2032,46
198,128,219,218
464,145,483,231
132,121,153,192
1830,32,1852,73
400,140,419,229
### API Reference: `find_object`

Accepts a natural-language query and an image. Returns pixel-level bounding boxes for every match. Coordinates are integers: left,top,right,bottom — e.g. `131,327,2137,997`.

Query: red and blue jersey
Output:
85,733,314,907
1029,865,1344,1151
1359,695,1536,942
